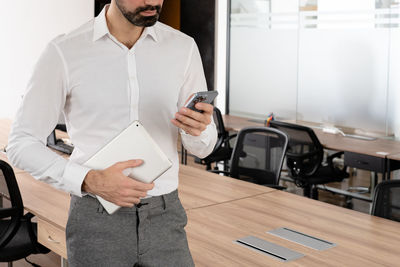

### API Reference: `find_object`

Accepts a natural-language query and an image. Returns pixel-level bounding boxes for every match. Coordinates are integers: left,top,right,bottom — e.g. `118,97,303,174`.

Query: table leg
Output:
61,258,69,267
180,144,187,165
370,172,378,194
386,157,391,180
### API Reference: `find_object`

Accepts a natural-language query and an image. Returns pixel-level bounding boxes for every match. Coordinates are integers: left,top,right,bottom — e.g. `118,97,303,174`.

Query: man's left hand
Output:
171,102,213,136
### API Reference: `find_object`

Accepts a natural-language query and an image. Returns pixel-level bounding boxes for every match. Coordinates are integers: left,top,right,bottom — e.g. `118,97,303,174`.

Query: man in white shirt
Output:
7,0,217,266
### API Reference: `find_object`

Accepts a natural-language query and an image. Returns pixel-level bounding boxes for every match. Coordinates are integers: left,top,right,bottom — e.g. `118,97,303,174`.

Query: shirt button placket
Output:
128,49,139,122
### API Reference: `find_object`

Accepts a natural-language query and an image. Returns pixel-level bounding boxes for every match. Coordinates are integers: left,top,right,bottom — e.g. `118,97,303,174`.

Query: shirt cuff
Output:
180,127,211,146
62,161,91,197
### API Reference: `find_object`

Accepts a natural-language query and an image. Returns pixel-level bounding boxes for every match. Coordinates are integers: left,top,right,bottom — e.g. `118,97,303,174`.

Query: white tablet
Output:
84,121,172,214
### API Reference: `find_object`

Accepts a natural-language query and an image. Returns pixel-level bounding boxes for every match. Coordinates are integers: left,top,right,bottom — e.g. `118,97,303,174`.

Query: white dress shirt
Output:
7,6,217,197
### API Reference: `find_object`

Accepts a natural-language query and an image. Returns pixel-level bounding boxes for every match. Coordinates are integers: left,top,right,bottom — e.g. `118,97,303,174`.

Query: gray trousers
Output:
66,190,194,267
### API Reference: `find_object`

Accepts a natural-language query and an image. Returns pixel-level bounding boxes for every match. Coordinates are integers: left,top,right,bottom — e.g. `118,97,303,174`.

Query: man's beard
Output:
116,1,162,27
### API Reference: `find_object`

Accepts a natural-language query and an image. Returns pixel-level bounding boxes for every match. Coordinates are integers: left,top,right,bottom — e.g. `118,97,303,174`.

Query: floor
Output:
2,149,381,267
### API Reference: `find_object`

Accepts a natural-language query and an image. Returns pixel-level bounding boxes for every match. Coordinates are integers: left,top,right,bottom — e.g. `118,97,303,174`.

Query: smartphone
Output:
184,91,218,113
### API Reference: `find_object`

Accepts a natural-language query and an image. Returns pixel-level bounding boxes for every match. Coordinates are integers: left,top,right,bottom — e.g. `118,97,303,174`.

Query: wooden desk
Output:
223,114,400,199
388,153,400,162
179,165,273,210
3,157,400,265
2,118,399,265
223,114,400,158
8,168,400,266
387,153,400,174
186,190,400,266
0,160,275,260
0,118,275,259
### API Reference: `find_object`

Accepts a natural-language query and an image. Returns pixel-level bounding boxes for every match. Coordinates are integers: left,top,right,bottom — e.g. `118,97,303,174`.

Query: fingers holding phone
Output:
171,91,217,136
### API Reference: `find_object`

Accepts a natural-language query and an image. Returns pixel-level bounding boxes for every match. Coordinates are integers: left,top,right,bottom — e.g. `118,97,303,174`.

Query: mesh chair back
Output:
269,121,323,177
210,107,228,153
213,107,229,139
371,180,400,222
230,127,288,185
0,160,24,249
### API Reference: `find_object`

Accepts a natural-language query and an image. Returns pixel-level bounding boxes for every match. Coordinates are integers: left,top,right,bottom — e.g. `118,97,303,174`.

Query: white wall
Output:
0,0,94,119
215,0,228,114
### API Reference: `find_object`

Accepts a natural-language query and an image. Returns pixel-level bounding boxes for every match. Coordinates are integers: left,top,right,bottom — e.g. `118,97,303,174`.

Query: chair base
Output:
347,186,370,194
316,185,372,202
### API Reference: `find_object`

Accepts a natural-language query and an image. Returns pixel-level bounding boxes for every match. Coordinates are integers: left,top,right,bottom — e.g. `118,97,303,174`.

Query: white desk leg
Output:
61,258,69,267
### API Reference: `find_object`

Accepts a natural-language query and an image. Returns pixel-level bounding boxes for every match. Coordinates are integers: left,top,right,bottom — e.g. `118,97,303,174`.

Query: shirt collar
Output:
93,4,158,43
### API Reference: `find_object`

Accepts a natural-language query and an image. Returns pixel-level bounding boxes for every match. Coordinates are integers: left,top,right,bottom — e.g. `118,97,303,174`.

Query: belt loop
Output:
161,194,167,210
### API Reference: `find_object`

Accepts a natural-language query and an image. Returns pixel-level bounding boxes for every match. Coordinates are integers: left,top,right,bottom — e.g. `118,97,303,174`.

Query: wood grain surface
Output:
187,190,400,266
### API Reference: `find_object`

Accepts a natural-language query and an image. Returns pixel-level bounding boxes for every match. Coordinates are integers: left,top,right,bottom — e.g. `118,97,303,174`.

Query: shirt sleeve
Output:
177,40,218,159
6,41,90,197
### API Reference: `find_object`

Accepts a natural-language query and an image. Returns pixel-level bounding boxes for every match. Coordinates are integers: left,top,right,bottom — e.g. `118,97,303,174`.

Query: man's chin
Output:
135,16,159,27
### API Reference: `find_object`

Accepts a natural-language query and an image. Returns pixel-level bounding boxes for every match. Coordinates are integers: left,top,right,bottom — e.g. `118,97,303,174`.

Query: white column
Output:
215,0,228,114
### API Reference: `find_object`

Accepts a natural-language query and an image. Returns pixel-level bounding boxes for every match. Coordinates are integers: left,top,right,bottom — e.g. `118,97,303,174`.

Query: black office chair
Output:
0,160,50,266
269,121,349,199
371,180,400,222
211,127,288,188
195,107,237,170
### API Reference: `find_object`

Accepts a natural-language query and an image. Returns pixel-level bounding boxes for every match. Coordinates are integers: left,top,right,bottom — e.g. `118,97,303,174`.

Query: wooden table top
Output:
223,114,400,158
179,165,274,210
1,162,274,231
15,172,71,229
0,118,274,225
313,128,400,158
388,153,400,161
186,190,400,266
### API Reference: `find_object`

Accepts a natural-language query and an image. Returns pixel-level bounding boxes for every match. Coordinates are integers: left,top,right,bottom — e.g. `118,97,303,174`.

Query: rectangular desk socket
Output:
235,236,304,262
268,228,336,251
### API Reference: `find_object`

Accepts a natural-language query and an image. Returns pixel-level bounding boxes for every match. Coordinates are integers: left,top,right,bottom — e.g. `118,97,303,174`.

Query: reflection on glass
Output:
229,0,299,120
229,0,399,135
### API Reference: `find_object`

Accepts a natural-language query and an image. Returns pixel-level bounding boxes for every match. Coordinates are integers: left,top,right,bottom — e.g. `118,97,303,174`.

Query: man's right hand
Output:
82,159,154,207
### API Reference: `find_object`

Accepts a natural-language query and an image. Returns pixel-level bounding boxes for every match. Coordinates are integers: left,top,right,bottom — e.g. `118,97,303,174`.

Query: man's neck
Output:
106,2,143,49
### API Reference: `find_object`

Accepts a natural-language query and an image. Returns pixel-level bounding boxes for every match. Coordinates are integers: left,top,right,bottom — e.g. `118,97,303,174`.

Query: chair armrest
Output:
22,212,51,254
327,151,344,161
326,151,348,177
23,213,38,245
22,212,35,221
209,170,231,176
263,184,286,190
0,207,20,219
228,133,237,140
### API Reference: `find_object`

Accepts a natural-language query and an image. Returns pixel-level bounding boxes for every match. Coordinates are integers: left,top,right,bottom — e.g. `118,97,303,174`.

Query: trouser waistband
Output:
135,189,179,210
72,190,179,213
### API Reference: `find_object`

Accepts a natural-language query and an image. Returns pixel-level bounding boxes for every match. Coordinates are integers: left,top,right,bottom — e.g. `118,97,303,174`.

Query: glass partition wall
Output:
228,0,400,136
